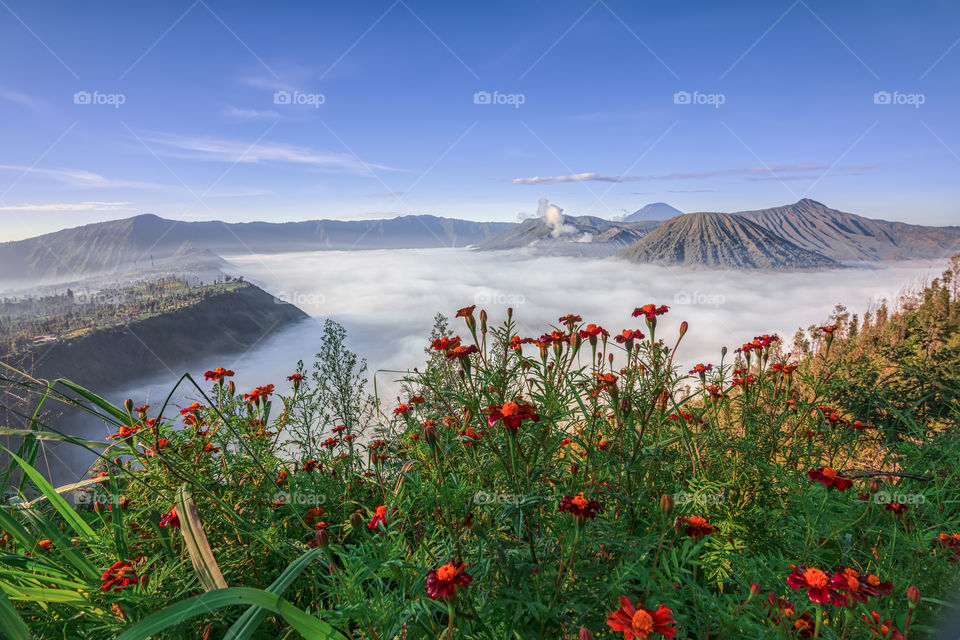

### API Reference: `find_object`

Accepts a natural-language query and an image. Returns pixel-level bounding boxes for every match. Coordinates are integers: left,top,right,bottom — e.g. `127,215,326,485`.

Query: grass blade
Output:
0,590,32,639
114,587,346,640
175,484,228,592
4,450,96,540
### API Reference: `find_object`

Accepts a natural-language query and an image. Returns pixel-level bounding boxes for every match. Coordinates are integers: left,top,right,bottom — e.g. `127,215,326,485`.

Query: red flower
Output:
100,558,143,592
487,401,539,432
426,561,472,600
558,492,602,520
509,335,536,351
332,425,347,434
321,437,340,449
615,329,645,345
203,367,234,383
675,515,715,538
243,385,275,404
579,324,609,339
393,404,410,416
861,611,904,639
368,505,388,530
632,304,669,320
459,426,480,445
158,506,180,529
830,567,890,604
818,325,838,335
606,595,678,639
559,314,583,327
445,344,479,361
133,404,149,414
287,373,305,385
807,467,853,491
455,305,476,319
788,566,844,605
304,507,325,527
431,336,462,351
884,502,909,516
771,362,798,375
688,363,712,376
302,459,318,472
107,424,143,440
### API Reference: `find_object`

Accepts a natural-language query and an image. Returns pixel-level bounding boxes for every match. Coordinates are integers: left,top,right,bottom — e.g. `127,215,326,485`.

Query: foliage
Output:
1,266,959,639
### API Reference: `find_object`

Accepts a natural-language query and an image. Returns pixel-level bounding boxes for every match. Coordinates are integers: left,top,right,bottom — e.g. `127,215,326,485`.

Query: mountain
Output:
624,202,684,222
620,212,839,270
474,215,660,257
0,214,514,282
736,199,960,262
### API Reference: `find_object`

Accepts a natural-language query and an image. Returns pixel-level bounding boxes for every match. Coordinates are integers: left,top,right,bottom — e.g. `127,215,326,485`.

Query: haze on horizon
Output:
1,0,959,242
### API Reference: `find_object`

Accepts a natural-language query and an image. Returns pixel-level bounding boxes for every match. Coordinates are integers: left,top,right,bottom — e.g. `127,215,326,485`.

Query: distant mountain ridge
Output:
0,213,513,281
474,215,661,257
736,199,960,262
624,202,684,222
620,212,839,270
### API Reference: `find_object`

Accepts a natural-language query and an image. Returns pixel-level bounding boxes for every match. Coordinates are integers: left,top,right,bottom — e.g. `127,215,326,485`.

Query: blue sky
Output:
0,0,958,240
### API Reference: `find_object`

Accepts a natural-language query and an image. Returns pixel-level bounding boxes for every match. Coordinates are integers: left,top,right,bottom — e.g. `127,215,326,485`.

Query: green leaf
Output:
114,587,346,640
225,547,325,640
175,484,228,592
0,590,32,639
52,378,130,424
4,450,96,540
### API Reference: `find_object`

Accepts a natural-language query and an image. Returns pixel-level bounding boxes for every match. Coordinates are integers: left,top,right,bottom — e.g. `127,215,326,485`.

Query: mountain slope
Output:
624,202,683,222
0,214,514,281
620,212,839,270
737,199,960,262
474,215,660,256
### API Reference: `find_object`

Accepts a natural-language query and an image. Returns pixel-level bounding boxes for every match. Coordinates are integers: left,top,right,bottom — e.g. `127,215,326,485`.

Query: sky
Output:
1,0,959,241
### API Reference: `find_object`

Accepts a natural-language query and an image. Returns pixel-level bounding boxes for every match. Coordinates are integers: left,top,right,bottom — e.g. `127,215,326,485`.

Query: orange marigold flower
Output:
287,373,305,383
107,424,143,440
579,323,609,339
632,304,669,320
243,385,275,404
100,558,143,593
788,565,844,605
367,505,388,530
393,404,410,416
675,515,715,538
487,401,539,432
807,467,853,491
426,561,472,600
861,611,904,639
203,367,234,382
606,595,678,639
558,492,602,520
431,335,461,351
445,344,479,361
159,506,180,529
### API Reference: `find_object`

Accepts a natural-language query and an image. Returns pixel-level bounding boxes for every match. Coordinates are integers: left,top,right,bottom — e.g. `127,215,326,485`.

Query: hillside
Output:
0,214,514,281
737,198,960,262
620,212,839,269
3,281,307,390
474,214,660,256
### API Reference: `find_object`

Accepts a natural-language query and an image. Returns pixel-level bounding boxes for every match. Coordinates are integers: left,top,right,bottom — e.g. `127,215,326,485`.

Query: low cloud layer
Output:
513,164,878,185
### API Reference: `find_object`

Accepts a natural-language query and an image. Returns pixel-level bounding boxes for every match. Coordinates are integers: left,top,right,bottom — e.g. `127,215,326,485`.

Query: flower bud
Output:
868,479,880,494
314,528,329,548
424,425,439,445
620,396,632,416
659,493,673,514
349,511,363,529
750,582,762,597
479,309,487,334
124,398,134,412
579,628,595,640
228,380,236,396
907,585,921,606
569,462,579,475
721,346,727,357
138,574,149,587
679,321,688,336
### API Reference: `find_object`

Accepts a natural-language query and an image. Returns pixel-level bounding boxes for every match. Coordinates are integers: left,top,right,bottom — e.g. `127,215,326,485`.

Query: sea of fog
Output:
36,248,945,486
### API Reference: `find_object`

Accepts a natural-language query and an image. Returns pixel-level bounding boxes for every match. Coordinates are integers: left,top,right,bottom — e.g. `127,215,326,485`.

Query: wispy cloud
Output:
0,164,162,189
144,133,399,174
224,106,280,121
0,85,47,111
0,201,133,212
513,164,878,185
